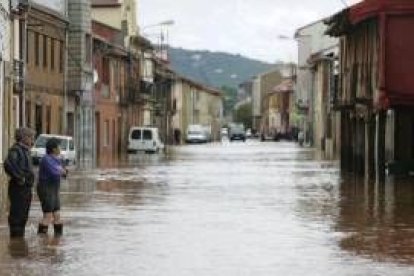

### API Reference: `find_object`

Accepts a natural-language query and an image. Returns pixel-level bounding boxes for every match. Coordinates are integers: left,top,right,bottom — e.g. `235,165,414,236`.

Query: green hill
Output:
168,47,275,89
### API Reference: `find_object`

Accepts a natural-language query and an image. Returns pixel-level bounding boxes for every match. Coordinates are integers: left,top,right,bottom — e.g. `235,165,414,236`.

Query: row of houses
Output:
237,63,297,140
295,0,414,180
235,0,414,181
0,0,223,208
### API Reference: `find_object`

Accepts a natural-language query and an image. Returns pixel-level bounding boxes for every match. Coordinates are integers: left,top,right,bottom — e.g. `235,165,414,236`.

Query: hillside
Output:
169,47,275,89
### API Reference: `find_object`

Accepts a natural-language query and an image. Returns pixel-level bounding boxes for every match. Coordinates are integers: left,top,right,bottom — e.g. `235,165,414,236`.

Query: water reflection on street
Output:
1,140,414,275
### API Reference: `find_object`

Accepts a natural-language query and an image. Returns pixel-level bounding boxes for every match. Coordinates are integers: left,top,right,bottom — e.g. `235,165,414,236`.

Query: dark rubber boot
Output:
38,224,48,235
10,227,25,238
53,224,63,236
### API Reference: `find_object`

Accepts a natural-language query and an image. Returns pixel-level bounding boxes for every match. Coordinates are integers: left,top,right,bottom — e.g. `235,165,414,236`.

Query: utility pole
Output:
67,0,95,169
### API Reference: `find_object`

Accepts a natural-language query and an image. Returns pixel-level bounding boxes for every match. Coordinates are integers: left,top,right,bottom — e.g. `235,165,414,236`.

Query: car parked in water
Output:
31,134,76,165
127,127,164,154
186,124,209,143
228,123,246,142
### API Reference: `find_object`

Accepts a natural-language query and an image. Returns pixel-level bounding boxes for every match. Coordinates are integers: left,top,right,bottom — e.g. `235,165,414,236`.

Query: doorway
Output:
95,112,101,164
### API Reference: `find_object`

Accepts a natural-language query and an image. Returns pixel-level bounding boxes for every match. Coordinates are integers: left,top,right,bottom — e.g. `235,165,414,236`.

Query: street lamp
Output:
140,20,175,32
140,19,175,62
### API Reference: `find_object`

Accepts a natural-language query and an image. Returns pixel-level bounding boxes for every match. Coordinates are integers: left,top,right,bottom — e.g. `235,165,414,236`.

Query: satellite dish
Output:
93,70,99,84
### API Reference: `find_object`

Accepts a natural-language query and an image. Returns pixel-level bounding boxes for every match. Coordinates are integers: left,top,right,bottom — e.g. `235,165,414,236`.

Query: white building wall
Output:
0,0,11,160
296,20,338,107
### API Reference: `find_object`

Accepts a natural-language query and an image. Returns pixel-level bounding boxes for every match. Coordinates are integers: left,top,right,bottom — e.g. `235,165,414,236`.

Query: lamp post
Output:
141,20,174,62
140,20,175,31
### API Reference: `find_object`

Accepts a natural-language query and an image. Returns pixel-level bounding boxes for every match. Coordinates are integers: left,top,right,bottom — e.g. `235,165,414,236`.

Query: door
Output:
142,129,154,150
69,139,75,163
95,112,101,163
67,112,74,136
130,129,142,150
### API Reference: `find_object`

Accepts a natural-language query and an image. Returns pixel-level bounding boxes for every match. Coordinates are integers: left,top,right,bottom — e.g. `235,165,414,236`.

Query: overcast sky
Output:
139,0,362,63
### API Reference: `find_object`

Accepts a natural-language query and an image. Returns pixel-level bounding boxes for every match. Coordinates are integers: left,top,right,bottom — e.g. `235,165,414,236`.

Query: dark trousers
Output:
8,183,32,238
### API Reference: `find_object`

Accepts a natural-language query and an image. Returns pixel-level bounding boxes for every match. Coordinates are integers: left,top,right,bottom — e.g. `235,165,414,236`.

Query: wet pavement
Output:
1,140,414,275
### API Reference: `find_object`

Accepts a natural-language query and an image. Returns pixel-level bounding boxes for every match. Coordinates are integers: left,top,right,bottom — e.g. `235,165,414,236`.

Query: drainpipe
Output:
21,5,28,127
63,6,68,135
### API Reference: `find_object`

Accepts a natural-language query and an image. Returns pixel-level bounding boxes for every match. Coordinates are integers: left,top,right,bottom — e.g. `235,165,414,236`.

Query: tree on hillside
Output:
233,103,253,129
221,86,238,116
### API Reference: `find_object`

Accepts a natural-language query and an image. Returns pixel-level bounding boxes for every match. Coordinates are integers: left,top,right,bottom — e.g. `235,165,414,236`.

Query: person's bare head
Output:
15,128,36,148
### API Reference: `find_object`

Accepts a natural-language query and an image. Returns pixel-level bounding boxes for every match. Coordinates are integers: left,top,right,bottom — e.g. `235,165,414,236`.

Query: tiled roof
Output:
272,79,294,93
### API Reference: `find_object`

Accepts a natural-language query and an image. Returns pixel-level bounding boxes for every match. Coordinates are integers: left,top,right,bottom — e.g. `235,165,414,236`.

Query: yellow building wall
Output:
92,8,122,30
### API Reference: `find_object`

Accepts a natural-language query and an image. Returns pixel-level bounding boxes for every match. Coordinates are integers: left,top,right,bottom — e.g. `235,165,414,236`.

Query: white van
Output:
127,127,164,153
31,134,76,165
186,124,208,143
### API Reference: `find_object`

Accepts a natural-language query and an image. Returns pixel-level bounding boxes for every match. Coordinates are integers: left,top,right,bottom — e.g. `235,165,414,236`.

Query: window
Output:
51,39,55,70
59,106,63,133
131,129,141,140
25,101,31,127
69,140,74,151
85,34,91,64
46,105,51,133
104,120,110,146
102,57,111,98
26,30,29,64
143,130,152,140
102,58,110,84
59,41,64,73
43,35,47,68
35,33,39,66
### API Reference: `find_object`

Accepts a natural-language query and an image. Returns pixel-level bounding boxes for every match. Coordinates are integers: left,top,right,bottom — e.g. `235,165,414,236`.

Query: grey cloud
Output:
139,0,362,62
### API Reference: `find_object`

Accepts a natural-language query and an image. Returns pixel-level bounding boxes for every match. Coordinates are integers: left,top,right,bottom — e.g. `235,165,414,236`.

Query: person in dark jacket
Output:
37,138,67,236
3,128,36,238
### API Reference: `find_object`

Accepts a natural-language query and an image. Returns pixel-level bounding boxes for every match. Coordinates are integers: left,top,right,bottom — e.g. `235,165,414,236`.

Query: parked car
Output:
246,128,252,138
220,127,228,138
186,124,209,143
127,127,164,153
31,134,76,165
228,123,246,142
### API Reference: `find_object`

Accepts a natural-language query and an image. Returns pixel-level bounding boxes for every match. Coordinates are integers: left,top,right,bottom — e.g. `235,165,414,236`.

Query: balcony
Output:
121,80,154,105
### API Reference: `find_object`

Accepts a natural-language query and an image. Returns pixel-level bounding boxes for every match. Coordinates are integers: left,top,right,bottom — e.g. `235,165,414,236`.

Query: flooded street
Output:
1,140,414,275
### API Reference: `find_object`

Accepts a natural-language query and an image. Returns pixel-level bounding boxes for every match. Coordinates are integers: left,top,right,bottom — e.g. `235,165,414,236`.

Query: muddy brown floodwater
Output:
1,140,414,275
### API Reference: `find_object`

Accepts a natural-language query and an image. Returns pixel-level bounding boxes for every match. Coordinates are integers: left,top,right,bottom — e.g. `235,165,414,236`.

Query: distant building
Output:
251,69,282,133
91,0,138,46
262,78,295,139
172,76,223,144
237,80,253,102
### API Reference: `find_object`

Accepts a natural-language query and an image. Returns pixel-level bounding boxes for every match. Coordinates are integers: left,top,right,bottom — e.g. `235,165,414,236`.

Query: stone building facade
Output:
25,3,67,136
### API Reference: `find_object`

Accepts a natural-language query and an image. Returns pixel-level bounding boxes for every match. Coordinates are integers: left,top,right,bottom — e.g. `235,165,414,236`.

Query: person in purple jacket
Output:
37,138,68,236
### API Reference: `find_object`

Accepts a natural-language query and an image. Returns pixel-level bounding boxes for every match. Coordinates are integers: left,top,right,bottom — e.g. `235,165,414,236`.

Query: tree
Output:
233,103,253,129
221,85,238,116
